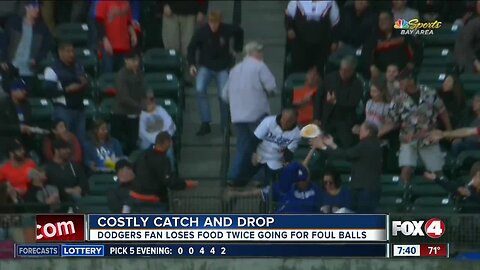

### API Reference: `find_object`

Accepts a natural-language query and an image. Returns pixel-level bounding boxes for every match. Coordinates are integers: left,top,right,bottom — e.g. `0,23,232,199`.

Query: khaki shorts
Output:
398,141,445,172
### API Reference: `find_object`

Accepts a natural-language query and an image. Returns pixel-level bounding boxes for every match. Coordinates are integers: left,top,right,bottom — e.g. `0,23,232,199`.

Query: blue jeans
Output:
53,106,86,146
228,122,258,184
196,67,229,130
352,189,381,214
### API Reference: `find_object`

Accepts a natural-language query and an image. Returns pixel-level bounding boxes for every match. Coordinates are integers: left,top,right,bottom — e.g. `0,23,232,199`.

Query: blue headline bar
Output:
88,214,387,229
16,244,387,258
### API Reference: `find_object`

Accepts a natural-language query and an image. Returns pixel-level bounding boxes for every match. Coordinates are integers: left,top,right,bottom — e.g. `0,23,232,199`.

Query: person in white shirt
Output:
233,108,301,187
138,91,177,169
222,41,277,184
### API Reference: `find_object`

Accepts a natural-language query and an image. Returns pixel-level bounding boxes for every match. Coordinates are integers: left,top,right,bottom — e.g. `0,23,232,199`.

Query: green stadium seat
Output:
377,196,405,213
381,183,405,197
171,197,223,214
75,48,98,78
76,195,110,214
417,72,445,89
88,174,117,196
82,99,97,122
144,73,183,109
381,174,401,184
143,48,183,78
460,74,480,98
282,72,306,107
421,48,453,73
129,149,144,163
95,73,117,99
98,98,115,120
29,98,54,129
340,174,351,184
55,23,91,47
411,183,450,197
423,23,460,47
410,196,456,213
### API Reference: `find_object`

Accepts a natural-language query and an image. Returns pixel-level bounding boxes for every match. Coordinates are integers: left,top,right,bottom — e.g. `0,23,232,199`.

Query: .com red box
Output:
36,215,85,242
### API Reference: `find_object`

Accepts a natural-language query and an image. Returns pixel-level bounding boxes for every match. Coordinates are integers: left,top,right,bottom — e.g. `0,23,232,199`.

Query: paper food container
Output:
300,124,321,138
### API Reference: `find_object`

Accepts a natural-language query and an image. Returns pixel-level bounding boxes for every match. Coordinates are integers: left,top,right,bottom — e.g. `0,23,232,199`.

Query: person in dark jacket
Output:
112,51,146,155
364,10,417,80
130,132,198,211
424,161,480,207
0,0,53,91
44,139,88,203
285,0,340,75
187,10,244,136
313,56,364,148
0,79,34,160
44,42,89,145
107,159,134,213
311,121,382,213
437,74,466,129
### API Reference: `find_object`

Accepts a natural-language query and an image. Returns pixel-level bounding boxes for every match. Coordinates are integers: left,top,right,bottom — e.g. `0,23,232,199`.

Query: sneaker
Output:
196,123,211,136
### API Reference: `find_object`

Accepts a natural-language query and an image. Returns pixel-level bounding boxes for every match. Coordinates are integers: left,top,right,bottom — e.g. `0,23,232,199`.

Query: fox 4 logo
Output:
392,218,445,239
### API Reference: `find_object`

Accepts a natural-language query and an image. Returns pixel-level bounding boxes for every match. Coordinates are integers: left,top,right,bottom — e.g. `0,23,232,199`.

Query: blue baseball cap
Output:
281,162,309,183
9,79,27,93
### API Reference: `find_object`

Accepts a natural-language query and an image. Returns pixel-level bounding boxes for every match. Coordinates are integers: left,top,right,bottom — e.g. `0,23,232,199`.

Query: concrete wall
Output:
0,259,479,270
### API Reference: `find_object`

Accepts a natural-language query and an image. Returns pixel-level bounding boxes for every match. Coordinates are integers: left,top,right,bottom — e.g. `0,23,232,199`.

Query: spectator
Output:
391,0,419,22
107,159,134,213
0,79,34,159
96,0,137,73
452,1,476,27
161,0,208,83
385,63,400,98
276,162,321,214
187,10,244,136
42,119,82,164
364,11,416,80
0,140,36,197
359,81,390,131
380,72,451,185
248,108,301,187
0,0,53,91
424,161,480,205
25,167,60,212
45,139,88,202
417,0,447,22
314,56,364,148
285,0,340,74
130,132,198,211
430,94,480,156
221,41,277,183
319,169,352,213
139,91,176,169
454,0,480,73
437,74,466,129
84,119,124,173
44,42,89,145
335,0,377,58
311,121,382,213
293,66,321,127
112,51,146,155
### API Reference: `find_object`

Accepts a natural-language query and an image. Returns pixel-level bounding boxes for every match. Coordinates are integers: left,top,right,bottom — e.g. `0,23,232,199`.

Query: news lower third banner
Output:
87,214,388,242
15,243,388,258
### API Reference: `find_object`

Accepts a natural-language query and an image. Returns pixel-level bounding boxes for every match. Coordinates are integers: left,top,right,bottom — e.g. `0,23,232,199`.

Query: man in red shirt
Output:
96,0,137,73
0,139,36,197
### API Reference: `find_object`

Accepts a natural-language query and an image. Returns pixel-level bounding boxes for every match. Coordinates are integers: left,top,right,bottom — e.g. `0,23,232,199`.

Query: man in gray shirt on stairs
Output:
221,41,277,184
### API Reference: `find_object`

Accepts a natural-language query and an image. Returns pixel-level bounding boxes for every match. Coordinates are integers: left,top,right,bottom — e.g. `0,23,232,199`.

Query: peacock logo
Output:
394,19,410,29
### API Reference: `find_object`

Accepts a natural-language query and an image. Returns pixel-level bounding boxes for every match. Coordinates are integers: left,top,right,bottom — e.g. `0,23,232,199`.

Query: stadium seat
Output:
171,197,223,214
143,48,183,78
29,98,54,129
95,73,117,99
381,182,405,197
421,48,453,72
76,196,111,214
55,23,91,47
340,174,351,185
129,149,144,163
460,73,480,98
82,99,97,124
381,174,401,185
376,196,405,213
75,48,98,78
98,98,115,120
411,183,450,198
410,196,457,213
417,72,445,89
326,159,352,174
423,23,460,47
88,173,117,196
144,73,182,109
282,72,306,107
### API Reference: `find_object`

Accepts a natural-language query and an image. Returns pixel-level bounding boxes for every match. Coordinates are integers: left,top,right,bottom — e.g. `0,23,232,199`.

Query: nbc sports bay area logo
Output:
394,18,442,35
